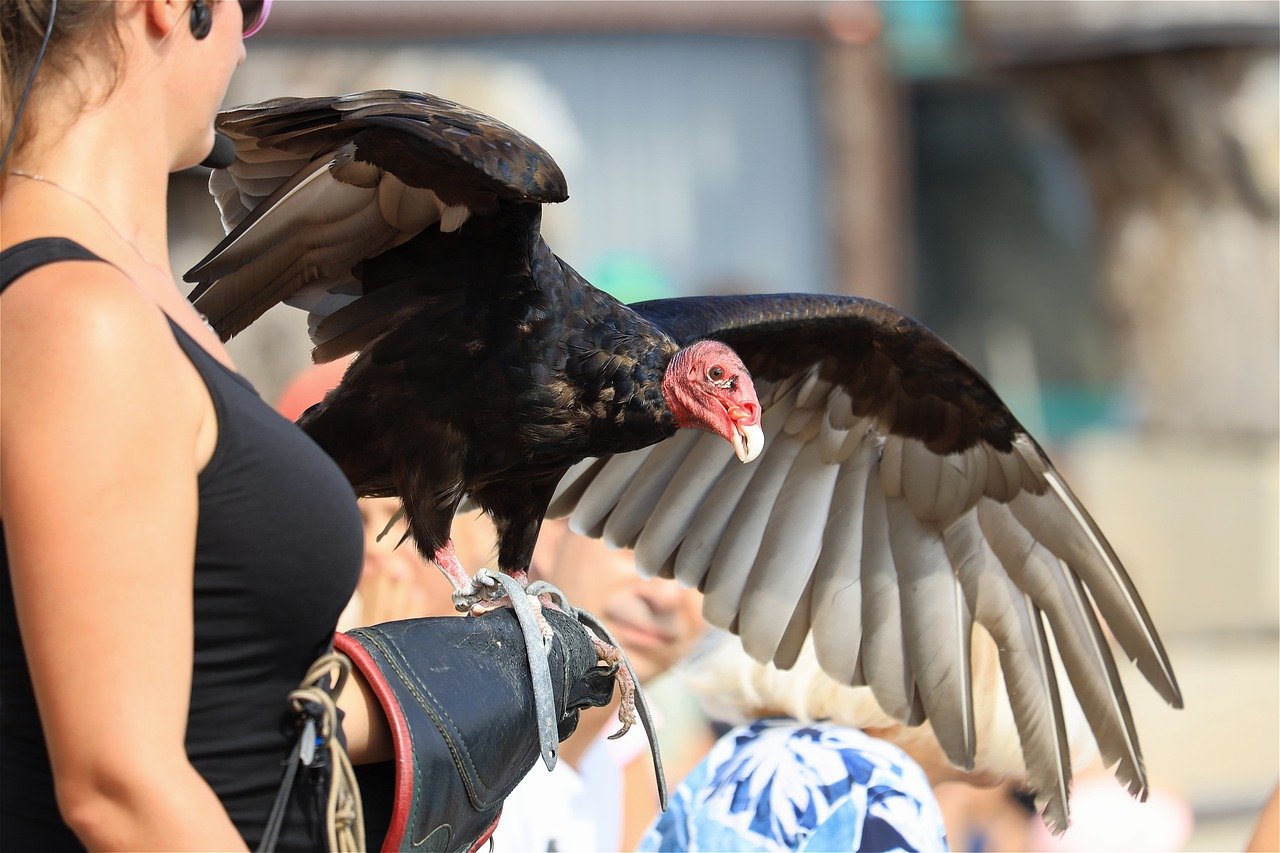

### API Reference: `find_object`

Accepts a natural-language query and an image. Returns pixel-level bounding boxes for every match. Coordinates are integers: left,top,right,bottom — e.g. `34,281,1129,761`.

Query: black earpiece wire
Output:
3,2,231,172
1,0,59,170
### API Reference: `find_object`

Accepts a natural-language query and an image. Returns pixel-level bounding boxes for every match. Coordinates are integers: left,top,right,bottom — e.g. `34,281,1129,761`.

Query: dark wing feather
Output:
635,293,1020,453
547,293,1182,829
184,90,567,349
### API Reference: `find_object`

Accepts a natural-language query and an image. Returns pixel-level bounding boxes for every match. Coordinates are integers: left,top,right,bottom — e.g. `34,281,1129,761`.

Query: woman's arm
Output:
0,266,247,850
337,665,394,765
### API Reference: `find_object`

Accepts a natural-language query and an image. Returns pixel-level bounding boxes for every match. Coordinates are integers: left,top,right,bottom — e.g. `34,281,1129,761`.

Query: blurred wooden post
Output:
819,11,912,308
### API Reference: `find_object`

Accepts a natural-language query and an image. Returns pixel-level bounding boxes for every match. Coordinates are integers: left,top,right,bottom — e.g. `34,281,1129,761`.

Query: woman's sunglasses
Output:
239,0,272,38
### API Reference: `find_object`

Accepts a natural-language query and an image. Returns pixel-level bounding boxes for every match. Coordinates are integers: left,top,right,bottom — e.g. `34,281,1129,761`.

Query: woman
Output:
0,2,391,848
642,629,1094,852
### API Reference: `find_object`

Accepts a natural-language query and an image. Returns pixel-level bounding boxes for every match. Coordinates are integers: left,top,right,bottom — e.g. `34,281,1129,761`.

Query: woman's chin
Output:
172,129,218,173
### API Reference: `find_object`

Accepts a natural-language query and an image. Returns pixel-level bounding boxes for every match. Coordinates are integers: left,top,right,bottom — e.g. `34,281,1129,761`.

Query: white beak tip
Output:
733,422,765,463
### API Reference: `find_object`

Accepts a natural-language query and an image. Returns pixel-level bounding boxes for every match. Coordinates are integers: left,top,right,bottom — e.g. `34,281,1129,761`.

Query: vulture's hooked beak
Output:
730,408,764,464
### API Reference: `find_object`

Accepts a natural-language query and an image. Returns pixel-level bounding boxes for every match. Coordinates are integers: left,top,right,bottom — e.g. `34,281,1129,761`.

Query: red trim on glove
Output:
469,811,501,853
333,632,413,852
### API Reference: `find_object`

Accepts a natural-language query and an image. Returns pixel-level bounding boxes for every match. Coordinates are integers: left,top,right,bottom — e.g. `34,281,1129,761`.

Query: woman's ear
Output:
140,0,188,40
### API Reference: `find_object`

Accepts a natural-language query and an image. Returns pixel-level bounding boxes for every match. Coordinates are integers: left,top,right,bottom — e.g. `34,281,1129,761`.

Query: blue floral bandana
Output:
640,719,949,852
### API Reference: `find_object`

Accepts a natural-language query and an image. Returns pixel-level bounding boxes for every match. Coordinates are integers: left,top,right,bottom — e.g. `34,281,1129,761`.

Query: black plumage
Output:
298,222,682,573
186,90,1181,833
187,91,756,583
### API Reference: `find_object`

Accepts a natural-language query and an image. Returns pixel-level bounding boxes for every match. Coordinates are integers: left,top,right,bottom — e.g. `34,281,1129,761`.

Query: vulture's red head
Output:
661,341,763,463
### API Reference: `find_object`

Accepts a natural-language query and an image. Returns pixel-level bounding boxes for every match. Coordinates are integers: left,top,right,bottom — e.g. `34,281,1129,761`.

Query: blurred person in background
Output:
493,518,714,852
932,781,1037,851
1247,783,1279,852
642,627,1099,852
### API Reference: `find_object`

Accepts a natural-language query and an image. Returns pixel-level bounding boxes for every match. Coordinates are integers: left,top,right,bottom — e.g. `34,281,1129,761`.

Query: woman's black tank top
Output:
0,238,365,850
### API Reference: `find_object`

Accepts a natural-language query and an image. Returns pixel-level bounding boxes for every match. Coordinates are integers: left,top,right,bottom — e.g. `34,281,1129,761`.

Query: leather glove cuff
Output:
333,609,615,852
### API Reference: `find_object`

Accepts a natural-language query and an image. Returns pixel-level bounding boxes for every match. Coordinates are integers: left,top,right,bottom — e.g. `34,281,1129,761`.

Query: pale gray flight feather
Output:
858,478,916,723
1009,471,1180,707
737,439,839,663
544,357,1174,834
700,431,805,630
810,436,877,683
888,496,976,769
945,510,1072,832
978,499,1147,798
602,428,702,552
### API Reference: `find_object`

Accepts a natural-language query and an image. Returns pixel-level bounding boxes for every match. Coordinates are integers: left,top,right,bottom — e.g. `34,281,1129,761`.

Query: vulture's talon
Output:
589,633,638,740
529,593,555,649
452,568,515,612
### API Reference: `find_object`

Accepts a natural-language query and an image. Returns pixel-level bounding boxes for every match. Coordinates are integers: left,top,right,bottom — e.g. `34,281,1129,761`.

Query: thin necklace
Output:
9,169,169,276
9,169,217,334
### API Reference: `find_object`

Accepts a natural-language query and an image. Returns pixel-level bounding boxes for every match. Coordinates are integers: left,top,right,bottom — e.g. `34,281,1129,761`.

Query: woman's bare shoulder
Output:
1,262,202,421
5,259,162,344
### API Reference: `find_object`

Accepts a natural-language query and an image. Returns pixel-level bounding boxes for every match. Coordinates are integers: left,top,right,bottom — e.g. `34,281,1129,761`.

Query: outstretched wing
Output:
183,90,567,355
547,293,1182,831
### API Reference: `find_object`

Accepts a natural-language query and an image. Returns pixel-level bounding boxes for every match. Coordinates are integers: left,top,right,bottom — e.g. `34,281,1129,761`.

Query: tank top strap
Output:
0,236,257,390
0,238,105,293
164,317,260,396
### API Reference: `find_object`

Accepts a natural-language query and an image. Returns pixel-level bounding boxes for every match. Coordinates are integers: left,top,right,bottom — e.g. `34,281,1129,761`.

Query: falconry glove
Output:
334,607,617,852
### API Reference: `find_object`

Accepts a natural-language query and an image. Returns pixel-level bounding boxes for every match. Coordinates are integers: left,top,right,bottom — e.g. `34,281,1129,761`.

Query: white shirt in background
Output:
492,724,649,853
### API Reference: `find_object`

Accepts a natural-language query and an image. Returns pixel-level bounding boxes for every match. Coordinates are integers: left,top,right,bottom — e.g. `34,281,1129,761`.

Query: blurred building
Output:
169,2,1279,846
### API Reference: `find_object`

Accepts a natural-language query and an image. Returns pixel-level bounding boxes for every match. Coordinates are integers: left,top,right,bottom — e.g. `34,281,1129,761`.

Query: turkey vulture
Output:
185,90,1181,831
186,91,763,607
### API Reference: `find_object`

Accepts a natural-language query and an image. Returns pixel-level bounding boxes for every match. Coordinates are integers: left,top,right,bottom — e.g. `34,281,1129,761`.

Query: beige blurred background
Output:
167,2,1279,848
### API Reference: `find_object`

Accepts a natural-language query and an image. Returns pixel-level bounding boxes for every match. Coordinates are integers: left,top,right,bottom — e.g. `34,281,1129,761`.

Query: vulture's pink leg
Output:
431,541,474,593
434,544,535,627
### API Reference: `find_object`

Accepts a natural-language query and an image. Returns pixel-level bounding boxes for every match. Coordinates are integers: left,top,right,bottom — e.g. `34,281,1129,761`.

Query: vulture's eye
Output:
708,366,725,382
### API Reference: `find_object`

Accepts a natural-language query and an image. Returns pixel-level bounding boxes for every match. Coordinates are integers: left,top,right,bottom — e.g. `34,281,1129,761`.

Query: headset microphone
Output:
187,1,234,170
200,131,235,169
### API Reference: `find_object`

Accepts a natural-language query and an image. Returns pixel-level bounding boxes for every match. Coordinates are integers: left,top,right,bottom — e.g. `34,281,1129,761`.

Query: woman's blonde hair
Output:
683,625,1095,785
1,1,122,171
